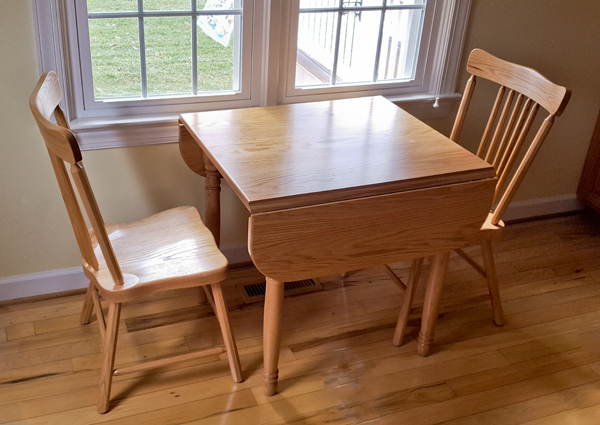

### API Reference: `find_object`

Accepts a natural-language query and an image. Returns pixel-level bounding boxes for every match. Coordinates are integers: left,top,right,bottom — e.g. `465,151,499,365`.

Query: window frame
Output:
32,0,471,150
275,0,470,106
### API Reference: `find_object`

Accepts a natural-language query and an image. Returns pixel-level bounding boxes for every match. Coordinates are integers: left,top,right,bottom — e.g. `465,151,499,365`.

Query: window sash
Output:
296,4,426,87
86,5,245,99
282,0,436,101
71,0,256,118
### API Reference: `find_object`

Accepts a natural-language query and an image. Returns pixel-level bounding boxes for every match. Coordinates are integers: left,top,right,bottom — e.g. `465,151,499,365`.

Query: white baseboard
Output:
0,195,584,302
0,267,87,302
501,194,584,222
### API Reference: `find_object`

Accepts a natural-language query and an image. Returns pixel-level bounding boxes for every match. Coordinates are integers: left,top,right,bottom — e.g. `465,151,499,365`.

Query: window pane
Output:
347,0,382,7
296,10,384,87
376,8,424,81
201,0,241,12
296,12,338,87
197,15,238,91
145,17,193,96
336,10,381,84
143,0,192,11
299,0,338,8
88,18,141,98
388,0,425,5
87,0,137,13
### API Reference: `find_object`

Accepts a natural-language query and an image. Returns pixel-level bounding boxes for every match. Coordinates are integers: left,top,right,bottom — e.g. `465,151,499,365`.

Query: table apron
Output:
248,178,496,282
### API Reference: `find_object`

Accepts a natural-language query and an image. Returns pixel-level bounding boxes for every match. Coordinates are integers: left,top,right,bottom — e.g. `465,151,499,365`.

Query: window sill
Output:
71,93,462,151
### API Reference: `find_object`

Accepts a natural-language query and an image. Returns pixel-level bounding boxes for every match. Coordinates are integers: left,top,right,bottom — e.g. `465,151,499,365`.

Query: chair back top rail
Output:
466,48,570,115
450,49,571,226
30,71,124,285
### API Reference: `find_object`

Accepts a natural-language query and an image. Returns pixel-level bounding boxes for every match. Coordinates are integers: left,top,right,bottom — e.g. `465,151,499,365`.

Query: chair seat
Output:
84,206,228,303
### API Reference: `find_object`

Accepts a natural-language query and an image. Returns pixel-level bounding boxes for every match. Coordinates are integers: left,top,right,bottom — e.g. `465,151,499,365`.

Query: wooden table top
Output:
180,96,495,213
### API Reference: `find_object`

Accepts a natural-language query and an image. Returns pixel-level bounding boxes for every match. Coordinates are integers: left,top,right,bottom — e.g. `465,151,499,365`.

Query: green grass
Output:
87,0,235,99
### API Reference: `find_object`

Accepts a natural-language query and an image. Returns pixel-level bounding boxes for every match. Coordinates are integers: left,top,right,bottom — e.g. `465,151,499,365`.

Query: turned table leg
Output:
263,277,285,396
203,159,222,247
417,252,450,357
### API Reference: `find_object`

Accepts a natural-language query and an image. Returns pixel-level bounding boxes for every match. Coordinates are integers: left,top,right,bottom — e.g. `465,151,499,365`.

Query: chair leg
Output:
393,258,424,346
210,283,243,383
98,303,121,414
480,239,504,326
80,281,95,325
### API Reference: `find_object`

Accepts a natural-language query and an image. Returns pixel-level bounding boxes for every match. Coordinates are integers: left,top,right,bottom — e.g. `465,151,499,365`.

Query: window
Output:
85,1,243,99
76,0,256,114
294,1,426,88
32,0,471,149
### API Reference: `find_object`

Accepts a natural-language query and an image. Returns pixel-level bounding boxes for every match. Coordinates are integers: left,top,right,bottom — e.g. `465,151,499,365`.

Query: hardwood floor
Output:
1,212,600,424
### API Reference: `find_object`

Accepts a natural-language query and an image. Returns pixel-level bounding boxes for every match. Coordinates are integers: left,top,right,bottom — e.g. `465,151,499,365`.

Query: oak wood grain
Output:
29,71,243,414
466,48,570,116
393,49,572,350
180,96,495,213
249,179,495,282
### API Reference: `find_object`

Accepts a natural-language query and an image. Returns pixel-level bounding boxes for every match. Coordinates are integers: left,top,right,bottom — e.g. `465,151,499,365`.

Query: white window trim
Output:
32,0,471,151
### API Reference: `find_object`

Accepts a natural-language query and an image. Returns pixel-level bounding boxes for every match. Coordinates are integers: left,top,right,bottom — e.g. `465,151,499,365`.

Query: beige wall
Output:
425,0,600,201
1,0,599,280
0,1,249,279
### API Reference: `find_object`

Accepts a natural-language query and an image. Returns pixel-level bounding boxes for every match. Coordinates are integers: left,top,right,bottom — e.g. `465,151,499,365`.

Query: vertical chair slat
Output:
491,115,556,225
47,149,99,270
491,94,526,169
450,75,477,143
484,90,516,164
71,164,124,286
496,102,540,199
476,85,506,158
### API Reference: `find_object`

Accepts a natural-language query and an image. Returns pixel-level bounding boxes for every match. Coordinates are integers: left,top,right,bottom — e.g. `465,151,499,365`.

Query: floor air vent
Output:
238,279,323,303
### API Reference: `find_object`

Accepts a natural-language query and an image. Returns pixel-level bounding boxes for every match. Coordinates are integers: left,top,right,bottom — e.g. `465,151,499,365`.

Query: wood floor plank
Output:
0,359,73,387
0,300,84,328
5,323,35,341
377,366,600,424
0,339,99,373
497,333,581,364
519,399,600,425
446,346,600,397
443,381,600,425
0,322,100,356
91,389,258,425
265,383,457,425
182,389,345,425
431,292,600,350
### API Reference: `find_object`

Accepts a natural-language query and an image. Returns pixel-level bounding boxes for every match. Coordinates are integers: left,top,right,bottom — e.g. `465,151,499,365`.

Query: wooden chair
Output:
29,71,243,413
389,48,571,348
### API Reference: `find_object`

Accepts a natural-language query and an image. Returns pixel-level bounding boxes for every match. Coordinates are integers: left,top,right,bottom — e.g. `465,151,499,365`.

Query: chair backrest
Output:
450,49,571,225
30,71,124,285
